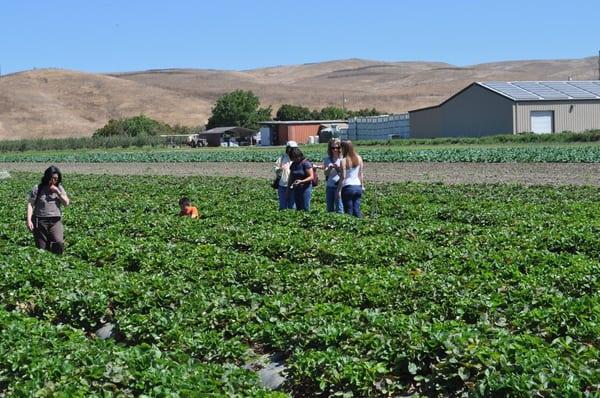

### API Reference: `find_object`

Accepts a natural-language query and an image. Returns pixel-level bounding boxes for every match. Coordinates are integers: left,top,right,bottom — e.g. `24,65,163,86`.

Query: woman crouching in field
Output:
26,166,70,254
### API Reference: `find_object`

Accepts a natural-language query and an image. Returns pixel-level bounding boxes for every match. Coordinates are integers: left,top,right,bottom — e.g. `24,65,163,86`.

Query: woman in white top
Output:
336,140,364,218
274,140,298,210
323,138,343,213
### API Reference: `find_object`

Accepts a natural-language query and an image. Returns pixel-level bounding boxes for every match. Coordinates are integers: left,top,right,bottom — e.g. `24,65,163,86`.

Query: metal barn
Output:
197,126,257,147
409,81,600,138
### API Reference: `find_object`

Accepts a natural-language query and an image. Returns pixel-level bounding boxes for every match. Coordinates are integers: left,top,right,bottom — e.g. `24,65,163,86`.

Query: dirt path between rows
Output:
1,162,599,186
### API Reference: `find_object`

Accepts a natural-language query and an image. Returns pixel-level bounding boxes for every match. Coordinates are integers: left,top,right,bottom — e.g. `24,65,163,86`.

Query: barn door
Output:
530,111,554,134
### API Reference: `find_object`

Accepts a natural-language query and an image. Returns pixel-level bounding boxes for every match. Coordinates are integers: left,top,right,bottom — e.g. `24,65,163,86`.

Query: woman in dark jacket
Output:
26,166,70,254
287,147,314,211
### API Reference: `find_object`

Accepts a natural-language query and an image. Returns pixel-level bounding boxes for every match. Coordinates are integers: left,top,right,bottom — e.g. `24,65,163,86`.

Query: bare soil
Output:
2,162,599,186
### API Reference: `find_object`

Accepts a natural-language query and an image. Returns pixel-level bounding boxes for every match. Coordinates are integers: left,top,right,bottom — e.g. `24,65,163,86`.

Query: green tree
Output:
275,104,313,121
206,90,272,130
93,115,170,137
347,108,386,117
319,106,348,120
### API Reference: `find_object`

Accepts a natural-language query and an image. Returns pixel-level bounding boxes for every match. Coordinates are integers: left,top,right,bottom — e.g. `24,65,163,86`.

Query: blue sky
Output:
0,0,598,75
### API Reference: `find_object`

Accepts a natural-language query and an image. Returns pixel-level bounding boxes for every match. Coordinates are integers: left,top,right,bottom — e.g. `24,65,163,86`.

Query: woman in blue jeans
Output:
337,140,364,218
274,141,298,210
323,138,343,213
288,147,314,211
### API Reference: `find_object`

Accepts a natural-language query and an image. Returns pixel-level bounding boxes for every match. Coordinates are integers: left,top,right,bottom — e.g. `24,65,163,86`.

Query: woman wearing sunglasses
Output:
323,138,343,213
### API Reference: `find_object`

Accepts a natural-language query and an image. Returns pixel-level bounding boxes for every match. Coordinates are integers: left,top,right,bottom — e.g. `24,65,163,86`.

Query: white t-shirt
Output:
342,161,361,187
275,154,292,187
323,156,341,188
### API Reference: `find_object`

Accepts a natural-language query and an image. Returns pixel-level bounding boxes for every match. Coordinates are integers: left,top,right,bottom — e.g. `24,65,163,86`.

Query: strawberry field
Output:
1,173,599,397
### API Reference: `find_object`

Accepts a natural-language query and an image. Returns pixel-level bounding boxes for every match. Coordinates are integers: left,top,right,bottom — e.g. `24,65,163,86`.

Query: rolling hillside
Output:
0,56,597,139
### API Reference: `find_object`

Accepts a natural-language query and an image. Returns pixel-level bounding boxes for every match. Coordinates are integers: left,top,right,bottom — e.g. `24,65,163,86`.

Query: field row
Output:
0,174,599,396
1,144,600,163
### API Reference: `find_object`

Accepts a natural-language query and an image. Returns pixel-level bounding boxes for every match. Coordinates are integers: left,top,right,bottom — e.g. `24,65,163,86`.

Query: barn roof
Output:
259,120,346,125
478,81,600,101
410,81,600,113
201,126,256,135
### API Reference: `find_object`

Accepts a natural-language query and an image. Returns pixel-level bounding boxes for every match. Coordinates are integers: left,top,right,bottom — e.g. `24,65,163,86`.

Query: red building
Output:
259,120,346,146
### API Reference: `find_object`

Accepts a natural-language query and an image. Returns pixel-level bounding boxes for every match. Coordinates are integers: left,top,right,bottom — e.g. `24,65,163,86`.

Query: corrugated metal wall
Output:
344,114,410,140
277,125,289,144
282,124,321,144
515,101,600,133
409,107,442,138
410,84,514,138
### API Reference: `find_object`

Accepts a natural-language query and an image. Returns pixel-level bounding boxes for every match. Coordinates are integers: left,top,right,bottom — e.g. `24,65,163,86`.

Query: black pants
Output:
33,217,64,254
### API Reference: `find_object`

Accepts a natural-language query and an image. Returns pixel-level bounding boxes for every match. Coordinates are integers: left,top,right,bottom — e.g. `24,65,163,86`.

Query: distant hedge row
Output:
0,135,170,152
367,130,600,146
0,115,199,152
1,130,599,153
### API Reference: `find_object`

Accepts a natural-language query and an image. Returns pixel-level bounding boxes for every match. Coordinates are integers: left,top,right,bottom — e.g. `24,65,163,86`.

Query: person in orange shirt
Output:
178,197,199,218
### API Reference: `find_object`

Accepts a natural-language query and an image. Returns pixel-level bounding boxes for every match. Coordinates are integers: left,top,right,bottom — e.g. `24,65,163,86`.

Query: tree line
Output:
93,90,386,138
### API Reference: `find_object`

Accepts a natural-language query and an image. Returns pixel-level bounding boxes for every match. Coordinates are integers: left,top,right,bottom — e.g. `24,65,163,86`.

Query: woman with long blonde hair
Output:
336,140,364,217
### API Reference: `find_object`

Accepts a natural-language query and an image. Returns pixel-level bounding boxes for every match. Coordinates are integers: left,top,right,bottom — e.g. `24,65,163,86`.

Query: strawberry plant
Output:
0,173,598,396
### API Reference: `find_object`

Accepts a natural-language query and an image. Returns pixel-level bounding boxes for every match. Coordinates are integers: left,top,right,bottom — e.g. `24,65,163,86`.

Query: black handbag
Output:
271,176,281,189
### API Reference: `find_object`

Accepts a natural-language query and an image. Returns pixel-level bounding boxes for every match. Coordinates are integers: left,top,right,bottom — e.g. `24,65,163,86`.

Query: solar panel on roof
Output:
483,82,540,100
512,82,570,100
569,81,600,97
540,82,596,99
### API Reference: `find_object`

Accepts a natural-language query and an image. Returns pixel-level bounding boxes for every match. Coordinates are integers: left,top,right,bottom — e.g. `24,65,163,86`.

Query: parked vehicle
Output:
186,134,208,148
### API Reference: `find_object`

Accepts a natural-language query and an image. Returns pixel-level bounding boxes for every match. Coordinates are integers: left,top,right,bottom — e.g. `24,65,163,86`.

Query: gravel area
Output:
1,162,599,186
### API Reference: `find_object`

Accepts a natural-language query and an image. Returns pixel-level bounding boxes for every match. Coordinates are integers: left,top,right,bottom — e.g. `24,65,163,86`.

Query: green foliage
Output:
275,104,313,121
311,106,385,120
358,130,600,146
319,105,347,120
2,143,600,163
0,174,598,396
347,108,386,117
207,90,272,130
93,115,171,138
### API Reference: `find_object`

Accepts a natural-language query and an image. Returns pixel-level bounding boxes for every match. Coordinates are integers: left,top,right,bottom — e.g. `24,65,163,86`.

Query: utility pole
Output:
597,50,600,80
342,92,346,112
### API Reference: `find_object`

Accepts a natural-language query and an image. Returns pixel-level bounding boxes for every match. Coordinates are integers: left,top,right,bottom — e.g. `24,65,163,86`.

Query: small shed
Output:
259,120,347,146
197,126,257,147
409,81,600,138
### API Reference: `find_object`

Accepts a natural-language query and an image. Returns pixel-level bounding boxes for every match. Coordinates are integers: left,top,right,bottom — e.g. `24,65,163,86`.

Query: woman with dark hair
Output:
336,140,364,218
287,147,314,211
26,166,70,254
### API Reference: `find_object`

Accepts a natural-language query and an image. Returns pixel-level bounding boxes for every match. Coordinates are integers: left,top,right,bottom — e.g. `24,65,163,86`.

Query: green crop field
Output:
1,174,599,396
1,142,600,163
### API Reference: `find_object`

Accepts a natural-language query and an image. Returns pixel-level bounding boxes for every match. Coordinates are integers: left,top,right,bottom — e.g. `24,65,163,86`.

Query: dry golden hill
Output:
0,57,597,139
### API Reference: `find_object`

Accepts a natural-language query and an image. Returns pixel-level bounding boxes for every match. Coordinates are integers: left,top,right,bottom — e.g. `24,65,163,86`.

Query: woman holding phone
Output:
323,138,343,213
288,147,314,211
26,165,70,254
